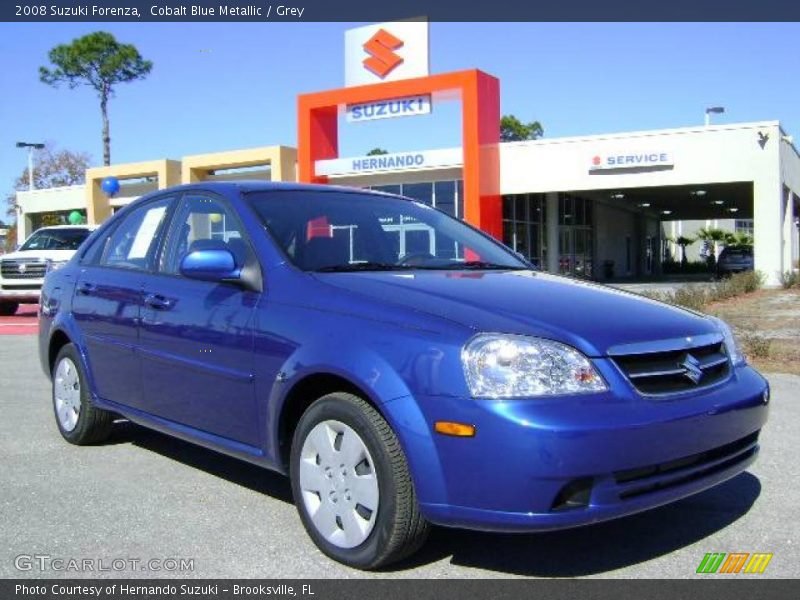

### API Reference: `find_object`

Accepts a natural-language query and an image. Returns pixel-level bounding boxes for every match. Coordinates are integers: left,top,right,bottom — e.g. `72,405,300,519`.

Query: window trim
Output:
153,191,262,286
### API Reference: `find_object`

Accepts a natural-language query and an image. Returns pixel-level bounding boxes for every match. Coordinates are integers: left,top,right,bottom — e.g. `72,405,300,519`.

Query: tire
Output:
52,343,113,445
290,392,429,569
0,302,18,316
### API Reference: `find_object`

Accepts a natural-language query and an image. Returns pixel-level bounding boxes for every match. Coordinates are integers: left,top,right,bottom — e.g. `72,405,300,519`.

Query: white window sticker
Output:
128,206,167,259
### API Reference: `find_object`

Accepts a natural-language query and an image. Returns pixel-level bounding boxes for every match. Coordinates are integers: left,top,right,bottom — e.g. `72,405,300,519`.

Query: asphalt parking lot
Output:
1,333,797,579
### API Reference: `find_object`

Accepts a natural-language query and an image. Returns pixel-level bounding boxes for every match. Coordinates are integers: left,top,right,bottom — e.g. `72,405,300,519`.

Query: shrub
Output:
640,287,708,312
780,270,799,289
637,271,763,312
661,260,712,275
741,332,771,358
711,270,764,301
670,287,709,311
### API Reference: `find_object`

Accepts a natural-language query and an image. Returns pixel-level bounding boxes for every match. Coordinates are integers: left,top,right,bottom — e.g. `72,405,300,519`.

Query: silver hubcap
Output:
54,358,81,432
299,420,379,549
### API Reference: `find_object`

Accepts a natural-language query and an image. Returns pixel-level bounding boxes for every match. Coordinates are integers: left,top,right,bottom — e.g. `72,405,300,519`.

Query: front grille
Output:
0,260,46,279
614,431,759,499
613,341,730,395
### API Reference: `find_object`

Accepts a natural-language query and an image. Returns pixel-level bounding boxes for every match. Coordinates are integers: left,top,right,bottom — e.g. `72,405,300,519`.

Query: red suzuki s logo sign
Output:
363,29,404,79
345,21,429,87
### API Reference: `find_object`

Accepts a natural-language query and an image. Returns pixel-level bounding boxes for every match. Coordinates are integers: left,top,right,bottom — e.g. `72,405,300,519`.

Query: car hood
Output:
312,270,720,357
1,249,77,261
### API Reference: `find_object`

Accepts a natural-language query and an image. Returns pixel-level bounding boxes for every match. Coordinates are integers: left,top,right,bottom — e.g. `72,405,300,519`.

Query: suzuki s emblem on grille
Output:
679,353,704,385
363,29,404,79
18,263,27,274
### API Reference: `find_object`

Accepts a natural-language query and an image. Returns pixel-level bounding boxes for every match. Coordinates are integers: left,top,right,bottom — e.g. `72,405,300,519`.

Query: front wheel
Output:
290,392,429,569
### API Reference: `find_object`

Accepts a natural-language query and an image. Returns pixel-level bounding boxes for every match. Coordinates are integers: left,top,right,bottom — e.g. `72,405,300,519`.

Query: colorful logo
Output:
363,29,404,79
696,552,773,574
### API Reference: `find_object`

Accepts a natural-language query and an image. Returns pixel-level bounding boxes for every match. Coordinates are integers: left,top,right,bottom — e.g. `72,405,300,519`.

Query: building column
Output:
782,188,797,274
17,214,32,247
546,192,559,274
753,176,784,287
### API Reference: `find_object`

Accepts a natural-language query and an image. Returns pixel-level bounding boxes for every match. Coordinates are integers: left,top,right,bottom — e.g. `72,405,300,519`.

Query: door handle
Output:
144,293,174,310
77,282,96,296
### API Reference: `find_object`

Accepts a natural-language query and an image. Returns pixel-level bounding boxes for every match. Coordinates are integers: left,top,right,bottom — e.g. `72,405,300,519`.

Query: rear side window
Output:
100,197,173,270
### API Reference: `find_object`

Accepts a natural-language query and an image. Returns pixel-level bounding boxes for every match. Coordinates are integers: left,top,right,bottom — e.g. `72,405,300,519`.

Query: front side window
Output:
100,197,172,270
160,194,253,275
21,228,90,251
247,191,527,272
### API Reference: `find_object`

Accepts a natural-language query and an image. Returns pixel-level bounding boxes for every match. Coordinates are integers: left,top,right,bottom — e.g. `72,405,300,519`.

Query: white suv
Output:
0,225,93,315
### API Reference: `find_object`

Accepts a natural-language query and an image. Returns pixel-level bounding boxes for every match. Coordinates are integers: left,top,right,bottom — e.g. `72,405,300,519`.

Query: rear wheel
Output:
0,302,18,316
290,392,429,569
52,343,113,445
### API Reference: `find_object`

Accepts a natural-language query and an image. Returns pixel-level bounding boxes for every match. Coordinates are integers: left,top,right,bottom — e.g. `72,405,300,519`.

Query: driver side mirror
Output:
179,249,241,283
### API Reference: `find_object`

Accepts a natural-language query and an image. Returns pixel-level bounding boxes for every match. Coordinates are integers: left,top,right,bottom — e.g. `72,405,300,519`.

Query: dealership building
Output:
14,22,800,287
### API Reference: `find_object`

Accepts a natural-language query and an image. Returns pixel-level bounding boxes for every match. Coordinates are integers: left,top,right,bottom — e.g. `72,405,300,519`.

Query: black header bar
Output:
3,0,800,22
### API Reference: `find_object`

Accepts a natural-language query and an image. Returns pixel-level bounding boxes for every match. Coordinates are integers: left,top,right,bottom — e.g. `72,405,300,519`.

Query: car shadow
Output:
106,420,293,504
393,472,761,576
104,421,760,577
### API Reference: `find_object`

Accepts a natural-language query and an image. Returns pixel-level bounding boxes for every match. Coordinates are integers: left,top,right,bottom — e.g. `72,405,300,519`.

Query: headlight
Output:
45,260,68,274
709,316,746,367
462,334,607,398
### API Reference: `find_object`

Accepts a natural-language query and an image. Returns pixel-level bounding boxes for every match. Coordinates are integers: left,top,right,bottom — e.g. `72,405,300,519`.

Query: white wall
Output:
15,185,86,244
499,121,796,286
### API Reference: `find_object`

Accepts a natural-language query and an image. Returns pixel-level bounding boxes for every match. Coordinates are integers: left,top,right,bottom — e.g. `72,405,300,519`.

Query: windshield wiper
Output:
426,261,529,271
314,262,414,273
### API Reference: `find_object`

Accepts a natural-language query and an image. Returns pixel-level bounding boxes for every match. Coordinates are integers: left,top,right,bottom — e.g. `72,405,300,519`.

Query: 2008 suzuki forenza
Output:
39,182,769,569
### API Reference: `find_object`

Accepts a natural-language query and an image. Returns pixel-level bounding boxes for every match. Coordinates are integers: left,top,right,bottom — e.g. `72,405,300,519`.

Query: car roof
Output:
139,180,406,199
34,225,95,231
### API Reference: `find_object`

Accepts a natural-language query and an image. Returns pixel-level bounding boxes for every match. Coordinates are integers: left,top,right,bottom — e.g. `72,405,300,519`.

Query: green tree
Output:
724,231,754,248
696,227,730,265
668,235,696,266
367,148,389,155
40,31,153,166
500,115,544,142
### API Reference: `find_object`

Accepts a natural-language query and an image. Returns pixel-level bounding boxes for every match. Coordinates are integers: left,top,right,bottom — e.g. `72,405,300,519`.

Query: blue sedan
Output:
39,182,769,569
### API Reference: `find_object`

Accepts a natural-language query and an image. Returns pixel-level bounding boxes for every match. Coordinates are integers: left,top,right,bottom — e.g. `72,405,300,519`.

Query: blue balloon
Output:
101,176,120,197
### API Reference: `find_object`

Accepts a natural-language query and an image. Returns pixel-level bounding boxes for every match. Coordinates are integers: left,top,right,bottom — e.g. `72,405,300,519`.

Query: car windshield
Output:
20,228,90,251
247,190,528,272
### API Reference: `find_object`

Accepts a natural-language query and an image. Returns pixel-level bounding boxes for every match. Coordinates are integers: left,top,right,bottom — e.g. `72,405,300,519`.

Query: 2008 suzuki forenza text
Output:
39,182,769,569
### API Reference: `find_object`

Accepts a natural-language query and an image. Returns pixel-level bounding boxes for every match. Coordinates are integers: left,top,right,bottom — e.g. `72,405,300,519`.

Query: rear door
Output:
72,196,175,409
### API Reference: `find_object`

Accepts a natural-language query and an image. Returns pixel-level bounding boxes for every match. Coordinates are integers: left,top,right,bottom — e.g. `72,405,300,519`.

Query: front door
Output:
137,192,261,447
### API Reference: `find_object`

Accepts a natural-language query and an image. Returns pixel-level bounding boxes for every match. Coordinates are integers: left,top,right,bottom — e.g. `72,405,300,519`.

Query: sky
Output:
1,21,799,216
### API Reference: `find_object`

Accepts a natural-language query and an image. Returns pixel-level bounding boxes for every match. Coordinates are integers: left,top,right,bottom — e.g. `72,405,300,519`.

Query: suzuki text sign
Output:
345,21,429,87
590,151,674,171
346,95,432,123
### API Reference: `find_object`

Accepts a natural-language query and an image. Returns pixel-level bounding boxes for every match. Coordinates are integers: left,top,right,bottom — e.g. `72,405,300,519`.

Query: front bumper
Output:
0,279,43,302
393,363,769,532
